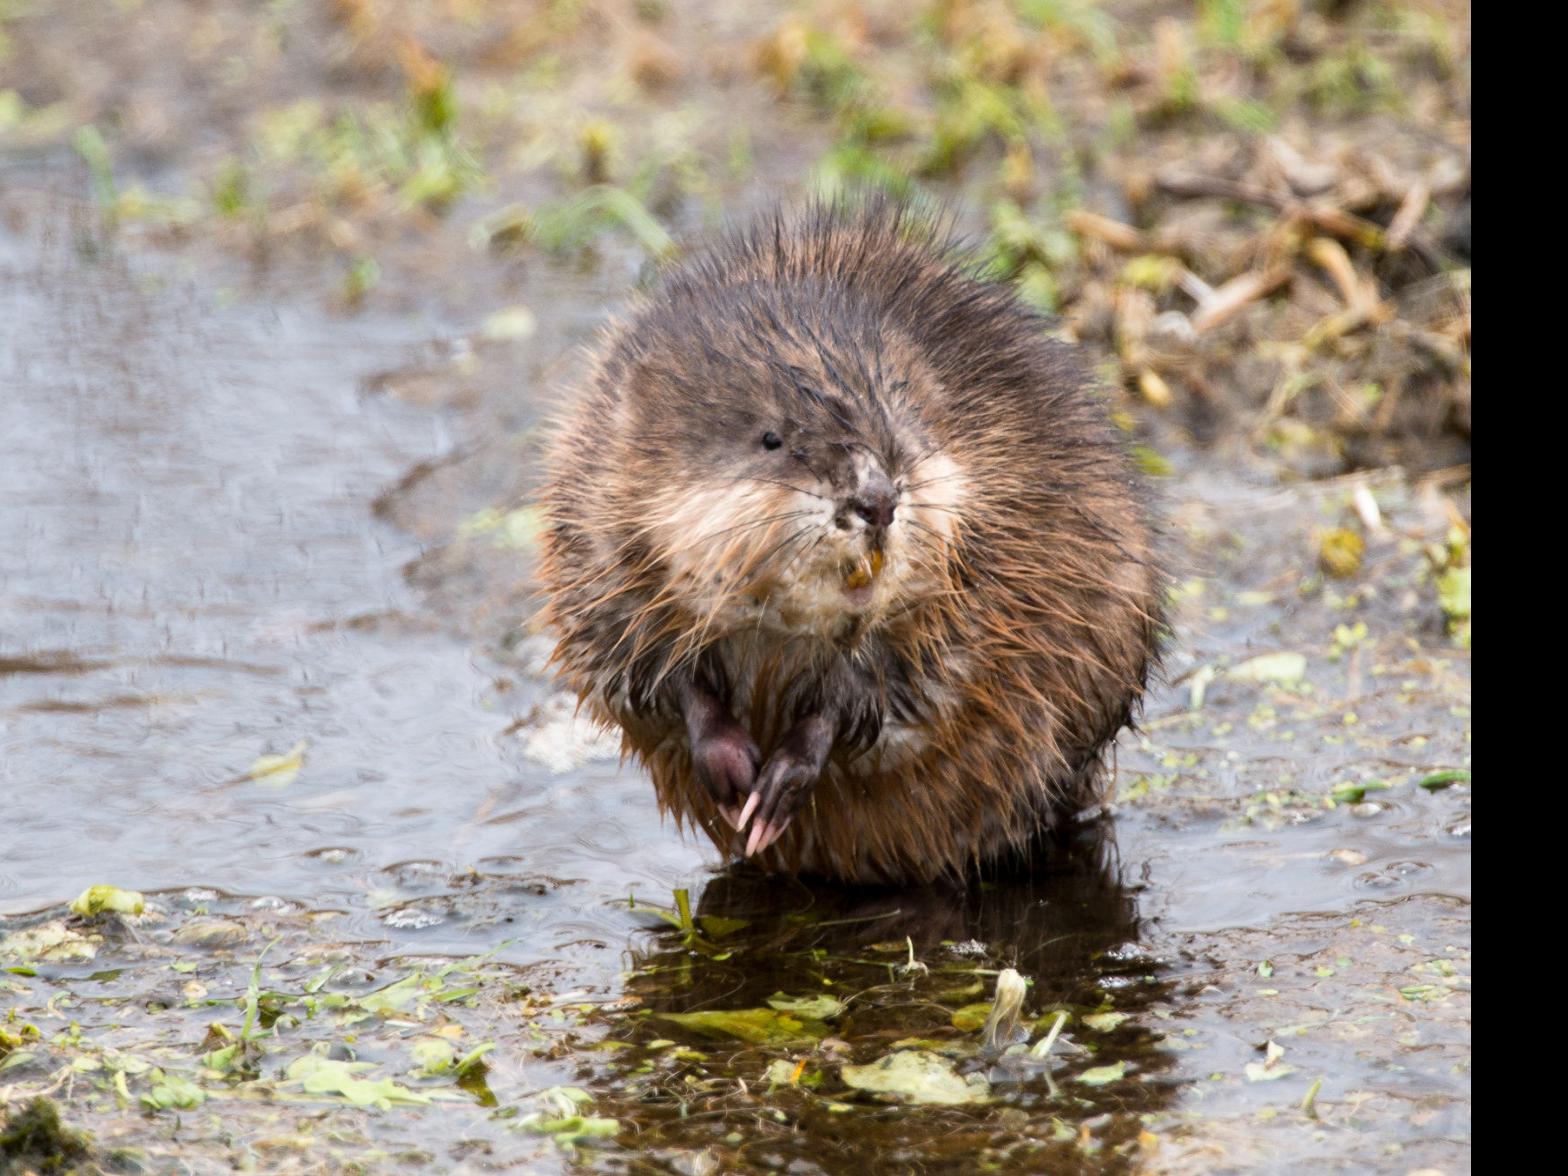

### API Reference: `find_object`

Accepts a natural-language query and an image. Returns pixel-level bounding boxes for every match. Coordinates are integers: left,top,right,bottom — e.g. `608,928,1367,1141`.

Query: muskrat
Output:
537,199,1162,885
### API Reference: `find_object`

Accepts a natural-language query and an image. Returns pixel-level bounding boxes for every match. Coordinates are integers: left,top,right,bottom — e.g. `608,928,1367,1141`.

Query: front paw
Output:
691,723,760,828
740,748,822,857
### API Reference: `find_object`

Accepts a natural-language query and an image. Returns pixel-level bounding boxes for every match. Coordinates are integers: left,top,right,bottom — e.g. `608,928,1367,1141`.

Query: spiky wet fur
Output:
537,198,1163,885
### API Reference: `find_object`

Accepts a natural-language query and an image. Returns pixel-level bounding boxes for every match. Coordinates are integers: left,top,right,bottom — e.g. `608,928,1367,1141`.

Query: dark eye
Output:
761,431,783,451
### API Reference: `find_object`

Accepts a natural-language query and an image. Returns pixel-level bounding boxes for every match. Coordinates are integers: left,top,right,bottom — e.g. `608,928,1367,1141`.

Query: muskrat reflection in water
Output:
619,822,1177,1103
691,821,1143,965
539,198,1163,883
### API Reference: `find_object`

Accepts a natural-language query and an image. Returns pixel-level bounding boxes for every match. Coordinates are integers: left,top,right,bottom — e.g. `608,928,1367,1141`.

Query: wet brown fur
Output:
537,199,1163,884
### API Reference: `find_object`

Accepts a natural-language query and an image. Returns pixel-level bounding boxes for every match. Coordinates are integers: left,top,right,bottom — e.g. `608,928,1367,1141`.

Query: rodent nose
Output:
850,471,896,529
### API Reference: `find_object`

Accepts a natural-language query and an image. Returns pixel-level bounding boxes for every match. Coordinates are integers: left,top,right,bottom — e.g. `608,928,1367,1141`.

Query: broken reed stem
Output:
1191,266,1292,333
1029,1011,1069,1059
1067,209,1144,252
1154,171,1446,270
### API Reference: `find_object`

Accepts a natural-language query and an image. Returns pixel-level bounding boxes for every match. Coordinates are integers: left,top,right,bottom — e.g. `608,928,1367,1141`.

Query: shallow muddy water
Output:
0,207,681,915
2,193,1469,1173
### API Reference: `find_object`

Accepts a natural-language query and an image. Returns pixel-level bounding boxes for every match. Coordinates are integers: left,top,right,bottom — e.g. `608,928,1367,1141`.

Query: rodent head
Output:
617,314,967,643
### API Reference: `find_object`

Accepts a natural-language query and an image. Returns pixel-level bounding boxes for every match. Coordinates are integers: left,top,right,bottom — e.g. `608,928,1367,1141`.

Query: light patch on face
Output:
769,535,880,635
767,449,969,639
650,477,832,626
649,451,968,644
901,451,966,549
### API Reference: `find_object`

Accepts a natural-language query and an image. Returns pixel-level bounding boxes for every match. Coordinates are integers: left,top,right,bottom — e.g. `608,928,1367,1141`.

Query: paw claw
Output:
736,791,762,831
745,816,790,857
